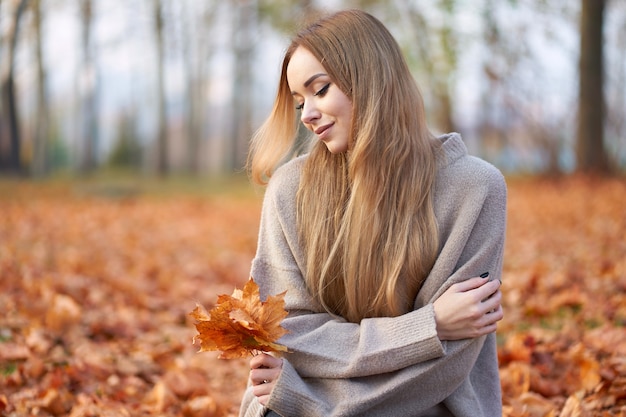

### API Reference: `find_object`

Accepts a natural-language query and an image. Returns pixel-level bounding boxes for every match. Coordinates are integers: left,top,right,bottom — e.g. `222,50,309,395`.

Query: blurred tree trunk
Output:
400,0,457,134
433,0,457,134
32,0,49,177
577,0,609,173
78,0,99,173
182,2,216,175
229,0,256,172
606,6,626,154
153,0,168,176
0,0,28,175
182,1,200,175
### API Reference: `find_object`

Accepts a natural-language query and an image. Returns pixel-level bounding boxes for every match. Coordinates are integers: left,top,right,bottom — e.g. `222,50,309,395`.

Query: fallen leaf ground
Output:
1,175,625,416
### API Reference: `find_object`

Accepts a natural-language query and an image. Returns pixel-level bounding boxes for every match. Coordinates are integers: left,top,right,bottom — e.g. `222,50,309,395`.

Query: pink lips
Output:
314,123,333,139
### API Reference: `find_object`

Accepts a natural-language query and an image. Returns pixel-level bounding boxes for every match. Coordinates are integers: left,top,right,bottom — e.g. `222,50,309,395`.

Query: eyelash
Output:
296,83,331,110
315,83,331,97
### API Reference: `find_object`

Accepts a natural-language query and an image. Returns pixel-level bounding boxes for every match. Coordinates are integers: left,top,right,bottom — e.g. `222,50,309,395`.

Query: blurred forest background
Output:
1,0,625,178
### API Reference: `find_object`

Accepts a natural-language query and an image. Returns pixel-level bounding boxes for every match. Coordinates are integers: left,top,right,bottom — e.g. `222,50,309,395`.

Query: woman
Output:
240,9,506,417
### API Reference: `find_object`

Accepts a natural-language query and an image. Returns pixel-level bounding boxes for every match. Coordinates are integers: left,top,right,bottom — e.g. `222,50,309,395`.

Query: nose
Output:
300,101,321,125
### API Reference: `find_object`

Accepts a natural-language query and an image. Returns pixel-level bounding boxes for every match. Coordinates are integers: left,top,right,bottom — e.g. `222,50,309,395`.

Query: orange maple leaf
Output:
190,278,289,359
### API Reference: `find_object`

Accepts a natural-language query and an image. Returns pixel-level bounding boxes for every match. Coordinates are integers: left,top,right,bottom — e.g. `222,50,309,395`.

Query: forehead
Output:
286,47,326,88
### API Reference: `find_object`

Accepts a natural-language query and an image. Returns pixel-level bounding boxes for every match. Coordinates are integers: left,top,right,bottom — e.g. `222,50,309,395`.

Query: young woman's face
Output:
287,47,353,154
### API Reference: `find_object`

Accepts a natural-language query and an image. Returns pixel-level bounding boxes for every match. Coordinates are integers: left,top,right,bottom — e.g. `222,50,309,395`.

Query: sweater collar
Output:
435,132,467,168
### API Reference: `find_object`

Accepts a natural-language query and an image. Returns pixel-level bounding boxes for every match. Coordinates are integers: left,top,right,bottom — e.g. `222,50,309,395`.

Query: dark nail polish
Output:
480,272,490,278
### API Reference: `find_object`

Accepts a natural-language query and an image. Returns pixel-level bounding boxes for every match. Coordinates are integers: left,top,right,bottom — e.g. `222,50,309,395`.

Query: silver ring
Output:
263,379,269,384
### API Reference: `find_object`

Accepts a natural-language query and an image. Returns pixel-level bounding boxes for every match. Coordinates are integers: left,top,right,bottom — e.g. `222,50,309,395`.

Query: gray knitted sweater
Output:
239,133,507,417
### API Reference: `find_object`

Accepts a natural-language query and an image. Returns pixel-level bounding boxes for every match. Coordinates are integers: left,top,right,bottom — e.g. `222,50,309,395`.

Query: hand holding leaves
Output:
190,278,289,359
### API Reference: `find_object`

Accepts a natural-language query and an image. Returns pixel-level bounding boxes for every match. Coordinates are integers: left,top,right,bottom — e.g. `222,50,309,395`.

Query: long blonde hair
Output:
249,10,440,323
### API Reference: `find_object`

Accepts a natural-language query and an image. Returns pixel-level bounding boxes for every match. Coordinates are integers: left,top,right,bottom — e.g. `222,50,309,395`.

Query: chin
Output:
324,142,349,154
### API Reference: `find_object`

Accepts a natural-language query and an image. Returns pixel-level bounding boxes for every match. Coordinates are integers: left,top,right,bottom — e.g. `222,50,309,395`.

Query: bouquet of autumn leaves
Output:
189,278,289,359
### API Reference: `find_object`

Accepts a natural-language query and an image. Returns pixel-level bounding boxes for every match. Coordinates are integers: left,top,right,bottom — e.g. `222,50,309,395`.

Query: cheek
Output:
327,90,352,117
334,98,353,122
342,98,353,120
342,105,353,127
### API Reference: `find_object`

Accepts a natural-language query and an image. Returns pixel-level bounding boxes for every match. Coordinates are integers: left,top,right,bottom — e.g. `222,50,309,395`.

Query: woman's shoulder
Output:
265,154,308,198
453,155,505,189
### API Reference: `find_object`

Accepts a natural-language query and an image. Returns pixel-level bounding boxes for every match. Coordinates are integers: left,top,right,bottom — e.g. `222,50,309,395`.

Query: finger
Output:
450,276,490,293
251,374,277,406
255,393,271,407
250,369,278,386
264,355,283,368
481,289,502,314
252,380,273,397
250,353,282,369
477,279,502,302
478,305,503,328
488,305,504,323
451,278,499,303
480,322,498,335
250,354,266,369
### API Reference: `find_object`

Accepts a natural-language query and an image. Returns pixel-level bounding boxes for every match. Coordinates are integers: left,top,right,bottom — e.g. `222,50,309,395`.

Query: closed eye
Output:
295,83,330,110
314,83,331,97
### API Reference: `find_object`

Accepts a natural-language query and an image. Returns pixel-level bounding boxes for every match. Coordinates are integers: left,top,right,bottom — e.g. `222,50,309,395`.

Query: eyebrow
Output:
291,73,327,95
